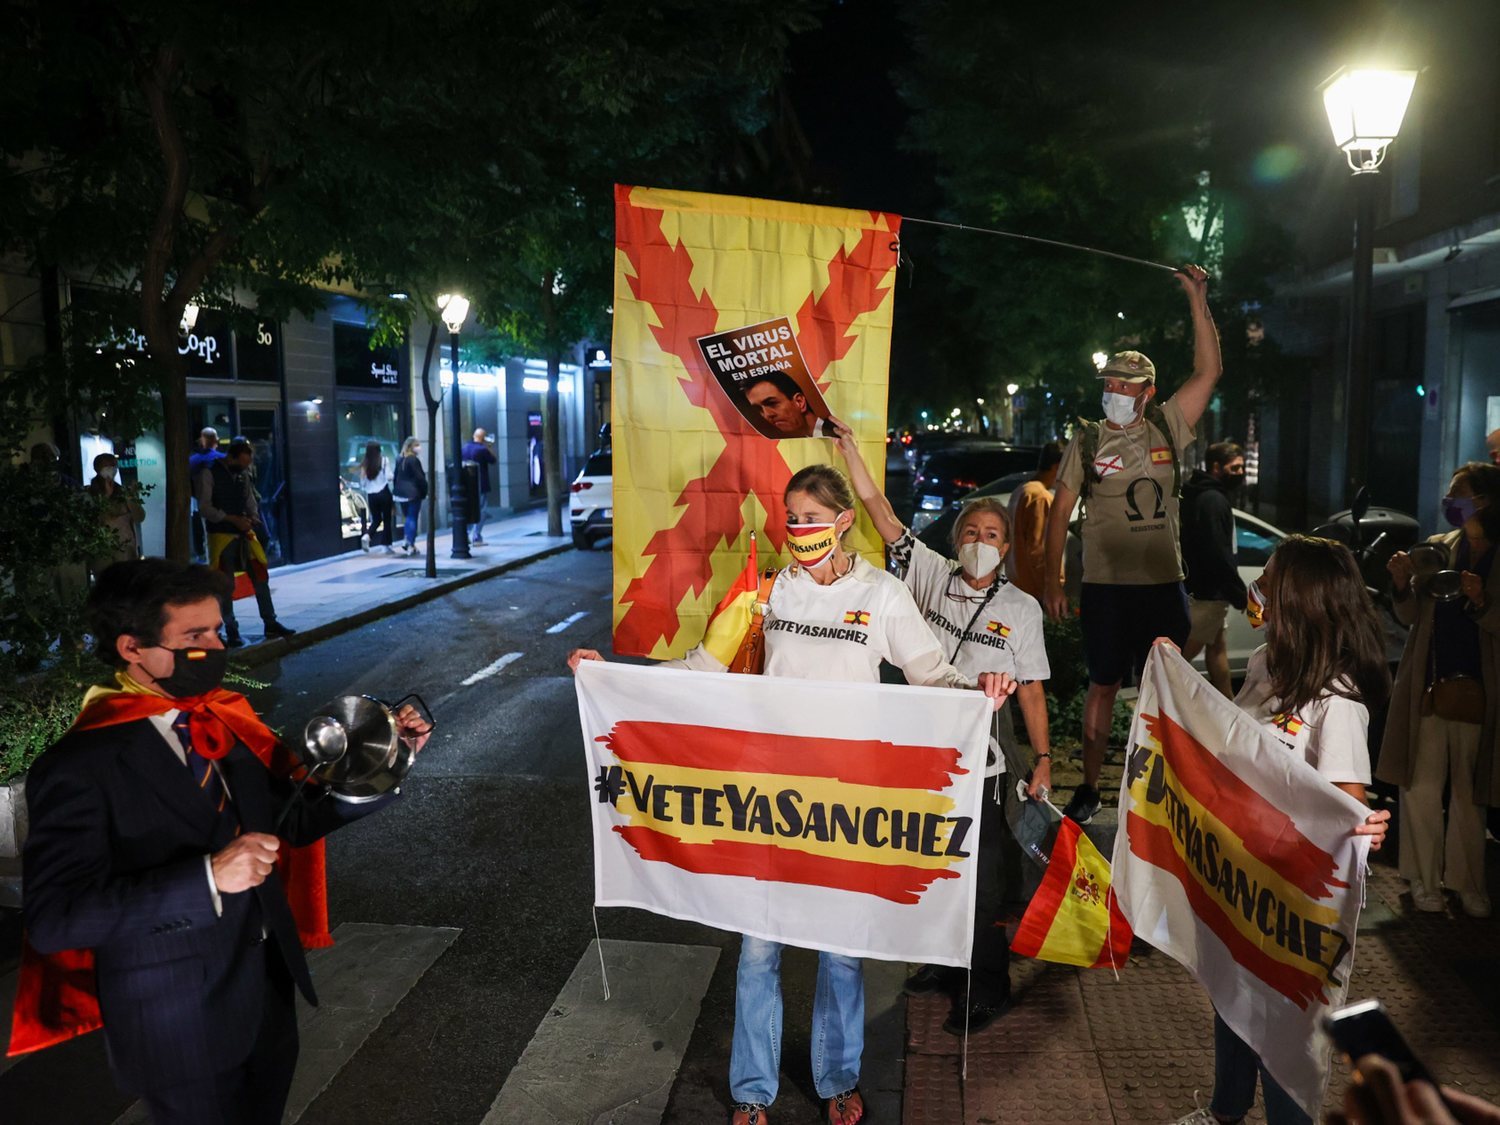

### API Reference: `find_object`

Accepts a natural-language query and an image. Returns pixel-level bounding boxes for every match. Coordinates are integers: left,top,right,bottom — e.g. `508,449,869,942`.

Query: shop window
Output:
338,402,404,540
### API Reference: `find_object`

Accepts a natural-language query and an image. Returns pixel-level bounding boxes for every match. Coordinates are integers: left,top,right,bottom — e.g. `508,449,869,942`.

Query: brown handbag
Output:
726,570,779,675
1423,676,1486,725
1422,628,1487,723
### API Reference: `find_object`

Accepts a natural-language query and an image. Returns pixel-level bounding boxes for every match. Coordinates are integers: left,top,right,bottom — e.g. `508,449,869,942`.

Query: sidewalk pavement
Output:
228,508,574,666
902,823,1500,1124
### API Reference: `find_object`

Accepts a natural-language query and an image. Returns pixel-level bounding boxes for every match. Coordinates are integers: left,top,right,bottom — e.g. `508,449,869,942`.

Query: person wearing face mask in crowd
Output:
567,463,1017,1125
1377,462,1500,919
835,424,1051,1035
194,438,295,647
86,452,147,575
17,559,431,1124
1165,536,1391,1125
1180,441,1249,698
1042,264,1222,825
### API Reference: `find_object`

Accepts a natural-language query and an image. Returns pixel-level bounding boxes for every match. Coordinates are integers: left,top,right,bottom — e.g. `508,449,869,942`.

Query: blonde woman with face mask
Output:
836,424,1052,1037
568,462,1016,1125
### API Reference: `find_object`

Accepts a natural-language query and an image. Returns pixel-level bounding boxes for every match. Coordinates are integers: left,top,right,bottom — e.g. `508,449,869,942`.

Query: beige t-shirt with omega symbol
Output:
1057,395,1196,585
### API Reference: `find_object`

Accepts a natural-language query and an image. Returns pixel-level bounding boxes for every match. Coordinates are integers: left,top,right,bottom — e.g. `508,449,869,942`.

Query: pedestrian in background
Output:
1378,461,1500,919
1042,264,1222,825
1180,441,1248,698
461,428,498,545
393,436,428,555
359,441,396,554
189,427,226,562
195,438,295,646
85,452,146,574
1007,440,1065,599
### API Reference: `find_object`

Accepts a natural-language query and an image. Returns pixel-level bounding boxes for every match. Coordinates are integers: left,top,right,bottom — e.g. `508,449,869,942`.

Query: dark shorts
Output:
1080,581,1191,687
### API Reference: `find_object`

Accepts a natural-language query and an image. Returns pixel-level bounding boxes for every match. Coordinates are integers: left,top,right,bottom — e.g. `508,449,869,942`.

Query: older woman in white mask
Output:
836,426,1052,1037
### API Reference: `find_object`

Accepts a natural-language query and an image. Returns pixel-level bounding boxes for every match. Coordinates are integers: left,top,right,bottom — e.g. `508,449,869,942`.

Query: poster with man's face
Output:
695,316,833,440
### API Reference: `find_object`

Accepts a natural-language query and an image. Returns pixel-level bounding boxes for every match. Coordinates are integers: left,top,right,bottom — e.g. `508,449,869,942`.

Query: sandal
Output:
826,1087,865,1125
730,1102,770,1125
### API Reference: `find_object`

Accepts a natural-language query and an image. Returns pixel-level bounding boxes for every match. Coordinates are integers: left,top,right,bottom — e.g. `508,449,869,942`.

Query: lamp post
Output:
1320,66,1417,501
438,292,472,560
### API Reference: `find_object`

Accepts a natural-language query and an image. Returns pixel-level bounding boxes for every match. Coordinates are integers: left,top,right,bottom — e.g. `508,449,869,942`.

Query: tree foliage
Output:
0,0,821,555
891,0,1300,439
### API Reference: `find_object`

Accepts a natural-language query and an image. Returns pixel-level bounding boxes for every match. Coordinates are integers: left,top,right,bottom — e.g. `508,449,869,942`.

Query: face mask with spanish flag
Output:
1245,578,1268,629
785,520,841,569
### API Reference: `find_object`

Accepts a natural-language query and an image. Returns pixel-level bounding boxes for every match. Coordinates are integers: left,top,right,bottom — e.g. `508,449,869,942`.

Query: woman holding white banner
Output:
568,463,1016,1125
1171,535,1391,1125
834,424,1052,1035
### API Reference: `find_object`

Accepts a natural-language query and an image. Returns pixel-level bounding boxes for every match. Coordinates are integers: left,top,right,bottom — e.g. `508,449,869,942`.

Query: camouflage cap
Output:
1097,350,1156,384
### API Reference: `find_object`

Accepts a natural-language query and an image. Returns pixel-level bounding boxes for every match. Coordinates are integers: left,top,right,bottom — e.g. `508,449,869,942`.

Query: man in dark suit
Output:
21,559,429,1124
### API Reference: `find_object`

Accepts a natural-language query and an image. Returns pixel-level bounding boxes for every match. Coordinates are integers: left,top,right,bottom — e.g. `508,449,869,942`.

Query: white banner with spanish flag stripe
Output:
1111,646,1370,1117
576,661,992,965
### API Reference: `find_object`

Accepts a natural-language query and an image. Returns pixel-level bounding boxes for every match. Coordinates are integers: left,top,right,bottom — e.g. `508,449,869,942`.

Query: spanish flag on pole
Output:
700,534,762,668
1011,818,1133,968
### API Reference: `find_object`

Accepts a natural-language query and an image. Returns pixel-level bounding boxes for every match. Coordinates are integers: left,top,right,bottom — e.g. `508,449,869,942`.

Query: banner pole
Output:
592,907,612,1001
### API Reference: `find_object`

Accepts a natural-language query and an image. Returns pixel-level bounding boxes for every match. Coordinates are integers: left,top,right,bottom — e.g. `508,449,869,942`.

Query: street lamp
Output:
1092,351,1108,372
1320,66,1416,500
438,292,472,560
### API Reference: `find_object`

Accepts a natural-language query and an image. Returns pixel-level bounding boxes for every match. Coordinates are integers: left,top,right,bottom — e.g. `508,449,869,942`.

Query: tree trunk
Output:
158,366,191,560
419,323,440,579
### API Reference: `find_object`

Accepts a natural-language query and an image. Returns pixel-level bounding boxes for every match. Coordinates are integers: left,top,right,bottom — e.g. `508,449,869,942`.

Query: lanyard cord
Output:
947,570,1001,665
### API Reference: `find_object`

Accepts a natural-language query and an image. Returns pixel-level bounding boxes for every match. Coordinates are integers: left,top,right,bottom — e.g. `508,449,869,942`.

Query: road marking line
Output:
461,652,524,686
483,939,718,1124
109,922,461,1125
545,611,587,634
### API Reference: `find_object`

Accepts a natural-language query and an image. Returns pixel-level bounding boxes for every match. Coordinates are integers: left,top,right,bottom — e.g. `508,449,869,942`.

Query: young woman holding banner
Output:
568,463,1016,1125
1169,535,1391,1125
834,424,1053,1035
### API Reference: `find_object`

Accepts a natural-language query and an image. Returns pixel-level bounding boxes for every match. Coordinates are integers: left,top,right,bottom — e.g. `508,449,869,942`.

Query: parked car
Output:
916,472,1288,676
569,449,613,549
912,443,1039,526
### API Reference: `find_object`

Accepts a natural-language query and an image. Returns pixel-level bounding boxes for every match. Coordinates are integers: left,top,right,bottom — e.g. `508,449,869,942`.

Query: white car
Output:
569,449,613,549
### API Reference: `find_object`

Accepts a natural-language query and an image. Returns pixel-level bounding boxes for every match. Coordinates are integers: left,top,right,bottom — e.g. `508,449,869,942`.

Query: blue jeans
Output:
468,494,490,542
1212,1010,1311,1125
729,935,863,1105
402,499,423,548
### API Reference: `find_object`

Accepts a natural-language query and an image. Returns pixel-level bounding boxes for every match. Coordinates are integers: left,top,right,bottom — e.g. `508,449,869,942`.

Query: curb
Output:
231,541,574,669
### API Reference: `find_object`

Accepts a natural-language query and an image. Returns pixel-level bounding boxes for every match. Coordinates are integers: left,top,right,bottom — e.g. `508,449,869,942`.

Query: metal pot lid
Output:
1409,542,1449,576
1426,569,1465,602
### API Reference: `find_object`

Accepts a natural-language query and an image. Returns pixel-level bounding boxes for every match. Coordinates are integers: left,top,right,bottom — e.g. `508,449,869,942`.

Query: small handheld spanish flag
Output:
1011,817,1133,969
701,536,761,668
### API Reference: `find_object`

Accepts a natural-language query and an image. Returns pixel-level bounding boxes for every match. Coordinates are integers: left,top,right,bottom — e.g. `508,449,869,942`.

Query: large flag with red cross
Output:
611,186,899,659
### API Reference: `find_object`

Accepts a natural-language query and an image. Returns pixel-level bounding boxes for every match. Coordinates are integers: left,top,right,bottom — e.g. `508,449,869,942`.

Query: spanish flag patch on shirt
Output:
1150,447,1172,465
842,610,870,626
986,621,1011,638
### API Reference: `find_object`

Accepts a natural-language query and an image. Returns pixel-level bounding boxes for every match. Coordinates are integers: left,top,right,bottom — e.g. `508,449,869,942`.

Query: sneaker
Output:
472,537,486,546
224,631,245,648
263,621,297,639
942,995,1013,1036
903,964,952,997
1460,891,1492,918
360,533,370,552
402,543,415,555
1165,1094,1218,1124
1410,883,1446,913
1061,782,1102,825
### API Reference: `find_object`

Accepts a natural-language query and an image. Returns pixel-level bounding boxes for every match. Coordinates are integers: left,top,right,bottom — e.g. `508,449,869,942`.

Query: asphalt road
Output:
2,548,841,1123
